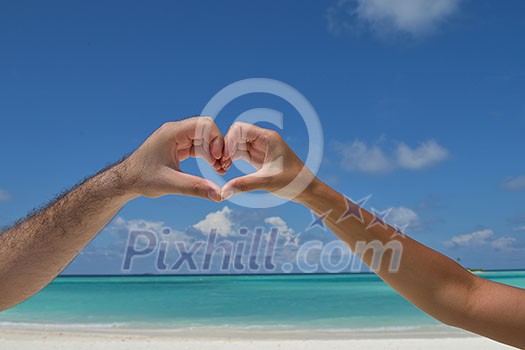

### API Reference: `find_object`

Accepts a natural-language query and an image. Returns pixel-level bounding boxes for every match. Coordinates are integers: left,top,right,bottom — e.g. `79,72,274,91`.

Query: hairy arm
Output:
0,117,224,311
0,162,136,310
221,122,525,348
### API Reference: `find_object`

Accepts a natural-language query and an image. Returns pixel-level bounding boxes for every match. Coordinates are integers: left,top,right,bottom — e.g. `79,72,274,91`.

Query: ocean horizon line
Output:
58,269,525,278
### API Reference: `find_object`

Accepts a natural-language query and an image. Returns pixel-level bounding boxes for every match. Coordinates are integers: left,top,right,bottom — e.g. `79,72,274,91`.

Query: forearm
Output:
0,161,137,310
297,179,478,326
298,179,525,347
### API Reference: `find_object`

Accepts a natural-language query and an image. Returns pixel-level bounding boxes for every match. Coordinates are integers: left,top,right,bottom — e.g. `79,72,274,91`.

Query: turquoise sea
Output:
1,271,524,333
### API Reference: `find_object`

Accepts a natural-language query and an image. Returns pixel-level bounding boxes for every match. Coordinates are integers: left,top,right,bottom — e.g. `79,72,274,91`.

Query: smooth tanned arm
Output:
298,180,525,348
221,122,525,349
0,117,224,311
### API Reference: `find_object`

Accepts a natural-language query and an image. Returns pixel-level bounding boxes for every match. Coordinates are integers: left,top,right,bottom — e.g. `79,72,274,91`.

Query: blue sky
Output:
1,0,525,274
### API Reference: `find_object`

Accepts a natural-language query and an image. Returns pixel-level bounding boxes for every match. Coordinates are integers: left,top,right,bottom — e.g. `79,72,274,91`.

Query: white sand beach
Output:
0,328,514,350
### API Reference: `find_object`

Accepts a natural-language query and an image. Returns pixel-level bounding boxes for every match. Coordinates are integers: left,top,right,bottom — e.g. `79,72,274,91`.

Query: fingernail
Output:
211,139,222,159
222,159,231,170
208,190,220,202
221,188,234,201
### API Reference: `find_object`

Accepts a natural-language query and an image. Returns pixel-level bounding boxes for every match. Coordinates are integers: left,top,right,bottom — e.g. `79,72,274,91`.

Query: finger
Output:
176,145,193,163
223,122,267,161
230,149,251,162
230,150,264,170
221,157,232,171
167,170,222,202
178,144,225,176
212,159,226,175
177,145,210,165
221,172,267,200
192,117,224,162
211,137,223,161
193,143,216,165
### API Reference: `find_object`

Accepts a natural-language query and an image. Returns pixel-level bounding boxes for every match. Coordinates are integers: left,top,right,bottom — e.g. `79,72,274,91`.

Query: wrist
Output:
105,158,142,202
294,177,326,207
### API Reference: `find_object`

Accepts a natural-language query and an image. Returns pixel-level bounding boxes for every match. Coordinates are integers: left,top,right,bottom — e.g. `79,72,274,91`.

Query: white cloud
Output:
0,189,12,201
333,139,448,174
193,206,234,236
110,216,165,234
76,216,201,270
491,237,517,251
501,176,525,191
445,229,519,252
387,206,421,231
445,229,494,248
107,217,191,243
265,217,294,236
333,140,392,174
326,0,462,38
396,140,449,170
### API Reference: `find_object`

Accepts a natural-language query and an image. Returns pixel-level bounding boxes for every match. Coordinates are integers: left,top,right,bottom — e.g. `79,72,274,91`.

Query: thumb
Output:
172,172,222,202
221,172,267,200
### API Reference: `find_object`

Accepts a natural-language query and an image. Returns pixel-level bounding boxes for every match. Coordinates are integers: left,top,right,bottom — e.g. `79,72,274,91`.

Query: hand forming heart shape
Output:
121,116,316,204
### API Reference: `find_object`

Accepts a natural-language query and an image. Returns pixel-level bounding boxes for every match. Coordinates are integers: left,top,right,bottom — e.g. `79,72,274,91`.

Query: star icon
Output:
337,195,371,224
367,208,392,230
307,210,332,231
285,234,300,246
391,224,408,239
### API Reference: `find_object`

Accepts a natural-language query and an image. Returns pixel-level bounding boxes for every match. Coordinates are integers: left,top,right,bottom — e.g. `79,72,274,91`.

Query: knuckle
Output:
192,181,206,195
266,129,280,140
198,116,214,124
260,133,272,144
232,121,247,129
160,122,173,131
